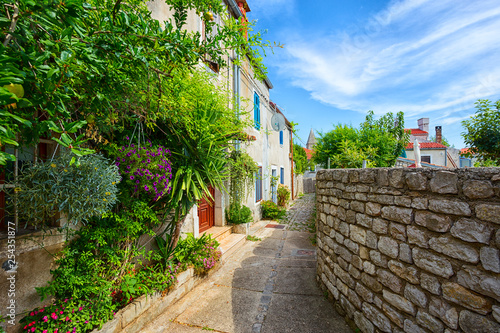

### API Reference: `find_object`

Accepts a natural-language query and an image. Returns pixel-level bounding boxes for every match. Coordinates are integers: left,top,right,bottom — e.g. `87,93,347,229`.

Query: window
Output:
255,167,262,202
279,130,283,145
421,155,431,164
280,167,284,184
254,92,260,130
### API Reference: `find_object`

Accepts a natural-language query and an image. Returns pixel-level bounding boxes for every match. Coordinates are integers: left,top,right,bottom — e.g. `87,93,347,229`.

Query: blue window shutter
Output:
254,92,260,130
279,130,283,145
280,167,284,184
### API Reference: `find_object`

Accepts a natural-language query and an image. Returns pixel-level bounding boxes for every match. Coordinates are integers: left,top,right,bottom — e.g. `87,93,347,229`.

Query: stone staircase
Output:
201,221,268,261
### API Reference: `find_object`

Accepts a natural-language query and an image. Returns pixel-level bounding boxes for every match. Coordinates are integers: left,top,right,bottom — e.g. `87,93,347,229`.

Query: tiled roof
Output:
405,128,428,135
406,142,447,149
303,148,313,160
460,148,475,155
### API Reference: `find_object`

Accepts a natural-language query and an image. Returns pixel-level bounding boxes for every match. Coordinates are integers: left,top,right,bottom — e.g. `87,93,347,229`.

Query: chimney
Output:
435,126,442,144
418,118,429,132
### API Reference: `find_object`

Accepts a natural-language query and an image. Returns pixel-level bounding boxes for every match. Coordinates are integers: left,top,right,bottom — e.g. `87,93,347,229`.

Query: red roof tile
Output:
406,142,447,149
303,148,313,160
405,128,428,135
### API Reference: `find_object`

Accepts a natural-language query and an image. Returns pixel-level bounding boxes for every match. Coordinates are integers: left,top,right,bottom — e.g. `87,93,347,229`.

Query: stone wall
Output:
316,168,500,333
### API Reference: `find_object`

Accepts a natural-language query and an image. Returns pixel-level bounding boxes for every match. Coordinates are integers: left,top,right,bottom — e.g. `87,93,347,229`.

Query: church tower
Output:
306,128,316,150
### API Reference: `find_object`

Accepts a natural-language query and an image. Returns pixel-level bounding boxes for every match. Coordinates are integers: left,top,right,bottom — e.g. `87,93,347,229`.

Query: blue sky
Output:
246,0,500,148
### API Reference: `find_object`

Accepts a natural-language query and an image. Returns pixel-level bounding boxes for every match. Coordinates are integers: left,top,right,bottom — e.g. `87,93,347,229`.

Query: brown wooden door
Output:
198,186,215,233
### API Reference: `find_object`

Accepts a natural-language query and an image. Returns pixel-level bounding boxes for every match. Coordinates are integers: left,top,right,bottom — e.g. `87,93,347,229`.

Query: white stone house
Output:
147,0,293,236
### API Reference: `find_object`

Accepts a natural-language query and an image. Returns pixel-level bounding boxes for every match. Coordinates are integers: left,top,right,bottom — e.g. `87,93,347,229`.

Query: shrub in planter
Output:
172,233,221,275
225,202,253,225
261,200,286,220
277,184,291,207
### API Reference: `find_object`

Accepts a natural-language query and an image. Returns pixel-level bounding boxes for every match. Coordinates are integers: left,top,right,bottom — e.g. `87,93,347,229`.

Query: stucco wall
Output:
316,168,500,333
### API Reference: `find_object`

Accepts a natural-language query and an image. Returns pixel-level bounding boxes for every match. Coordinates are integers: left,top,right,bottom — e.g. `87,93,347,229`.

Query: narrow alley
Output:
139,194,352,333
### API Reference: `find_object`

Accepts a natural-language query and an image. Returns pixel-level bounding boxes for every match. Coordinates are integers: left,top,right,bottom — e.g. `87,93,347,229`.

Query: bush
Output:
225,203,253,224
277,184,291,207
261,200,286,220
15,152,120,226
172,233,221,275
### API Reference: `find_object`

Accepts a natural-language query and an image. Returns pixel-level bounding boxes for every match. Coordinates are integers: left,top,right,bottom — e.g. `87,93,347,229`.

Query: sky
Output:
246,0,500,148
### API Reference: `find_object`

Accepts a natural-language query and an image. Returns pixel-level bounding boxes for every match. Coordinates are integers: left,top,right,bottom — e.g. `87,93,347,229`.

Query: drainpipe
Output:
290,129,294,200
445,147,447,167
227,0,243,19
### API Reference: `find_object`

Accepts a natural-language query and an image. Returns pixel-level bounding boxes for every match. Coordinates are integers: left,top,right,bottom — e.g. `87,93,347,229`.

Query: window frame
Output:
279,130,283,146
280,167,284,185
255,166,262,202
253,92,260,130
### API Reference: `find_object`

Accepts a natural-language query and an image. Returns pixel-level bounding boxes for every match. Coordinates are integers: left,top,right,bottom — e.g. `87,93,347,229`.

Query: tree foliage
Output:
462,99,500,164
293,143,308,174
313,111,409,168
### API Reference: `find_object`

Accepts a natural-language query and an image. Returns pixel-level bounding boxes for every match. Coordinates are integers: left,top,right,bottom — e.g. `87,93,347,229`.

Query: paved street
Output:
141,194,352,333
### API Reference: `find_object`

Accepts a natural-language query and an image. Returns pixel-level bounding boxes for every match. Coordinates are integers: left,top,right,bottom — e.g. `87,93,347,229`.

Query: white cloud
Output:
273,0,500,121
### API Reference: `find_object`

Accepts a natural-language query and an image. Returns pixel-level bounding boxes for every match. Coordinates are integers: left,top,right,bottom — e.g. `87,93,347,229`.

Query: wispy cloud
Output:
274,0,500,121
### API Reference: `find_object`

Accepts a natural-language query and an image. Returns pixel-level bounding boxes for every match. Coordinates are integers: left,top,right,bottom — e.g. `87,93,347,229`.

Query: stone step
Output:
201,226,232,243
249,220,268,236
218,233,246,262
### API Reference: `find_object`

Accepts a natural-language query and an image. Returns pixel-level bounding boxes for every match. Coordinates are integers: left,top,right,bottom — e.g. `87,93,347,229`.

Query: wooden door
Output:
198,186,215,233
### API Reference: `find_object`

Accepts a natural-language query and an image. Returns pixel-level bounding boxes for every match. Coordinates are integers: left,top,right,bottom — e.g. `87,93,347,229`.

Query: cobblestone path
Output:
280,193,316,232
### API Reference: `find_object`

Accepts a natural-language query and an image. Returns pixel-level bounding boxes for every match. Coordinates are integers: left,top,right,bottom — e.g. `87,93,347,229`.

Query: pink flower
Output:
51,313,58,320
42,316,48,322
30,312,34,316
66,316,70,321
43,331,47,333
78,307,83,311
60,311,63,315
31,328,35,332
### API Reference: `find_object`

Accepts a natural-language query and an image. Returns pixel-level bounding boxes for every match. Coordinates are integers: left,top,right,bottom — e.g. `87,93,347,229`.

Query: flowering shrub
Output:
277,184,291,207
173,233,221,275
225,202,253,224
19,298,114,333
116,140,173,201
261,200,286,220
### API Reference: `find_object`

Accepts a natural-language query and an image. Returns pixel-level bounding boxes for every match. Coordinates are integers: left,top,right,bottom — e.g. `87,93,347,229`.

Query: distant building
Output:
403,119,459,168
303,129,316,162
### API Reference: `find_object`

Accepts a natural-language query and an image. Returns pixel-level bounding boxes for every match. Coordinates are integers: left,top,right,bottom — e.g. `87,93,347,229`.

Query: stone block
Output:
411,197,428,210
337,278,350,296
388,260,419,284
370,194,394,205
457,265,500,301
363,261,376,275
480,247,500,273
403,319,425,333
350,225,367,245
429,199,471,216
459,310,500,333
362,302,392,333
429,171,458,194
354,311,375,333
420,273,441,295
346,209,357,223
366,202,382,216
406,172,427,191
442,282,492,315
414,211,452,232
338,245,354,263
340,294,356,319
416,310,444,333
475,204,500,224
339,221,350,237
413,247,453,278
352,255,363,270
378,236,399,259
357,213,373,228
493,305,500,323
377,269,403,293
360,169,376,184
383,290,416,315
389,223,407,241
348,287,363,309
463,180,495,199
399,243,413,264
349,265,362,280
366,230,378,249
361,272,383,293
355,282,374,303
407,226,429,248
450,218,493,244
378,169,389,186
389,169,405,188
334,263,356,289
351,201,365,213
404,284,428,308
373,218,388,234
381,206,413,224
429,236,479,263
382,302,405,328
370,250,388,268
429,297,459,329
360,246,370,260
345,238,360,254
335,231,345,244
394,196,412,208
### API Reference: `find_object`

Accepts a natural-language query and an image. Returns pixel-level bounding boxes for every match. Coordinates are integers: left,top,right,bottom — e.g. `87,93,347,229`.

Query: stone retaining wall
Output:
316,168,500,333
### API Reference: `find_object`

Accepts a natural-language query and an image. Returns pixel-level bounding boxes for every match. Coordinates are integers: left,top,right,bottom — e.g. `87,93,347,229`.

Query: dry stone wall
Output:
316,168,500,333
